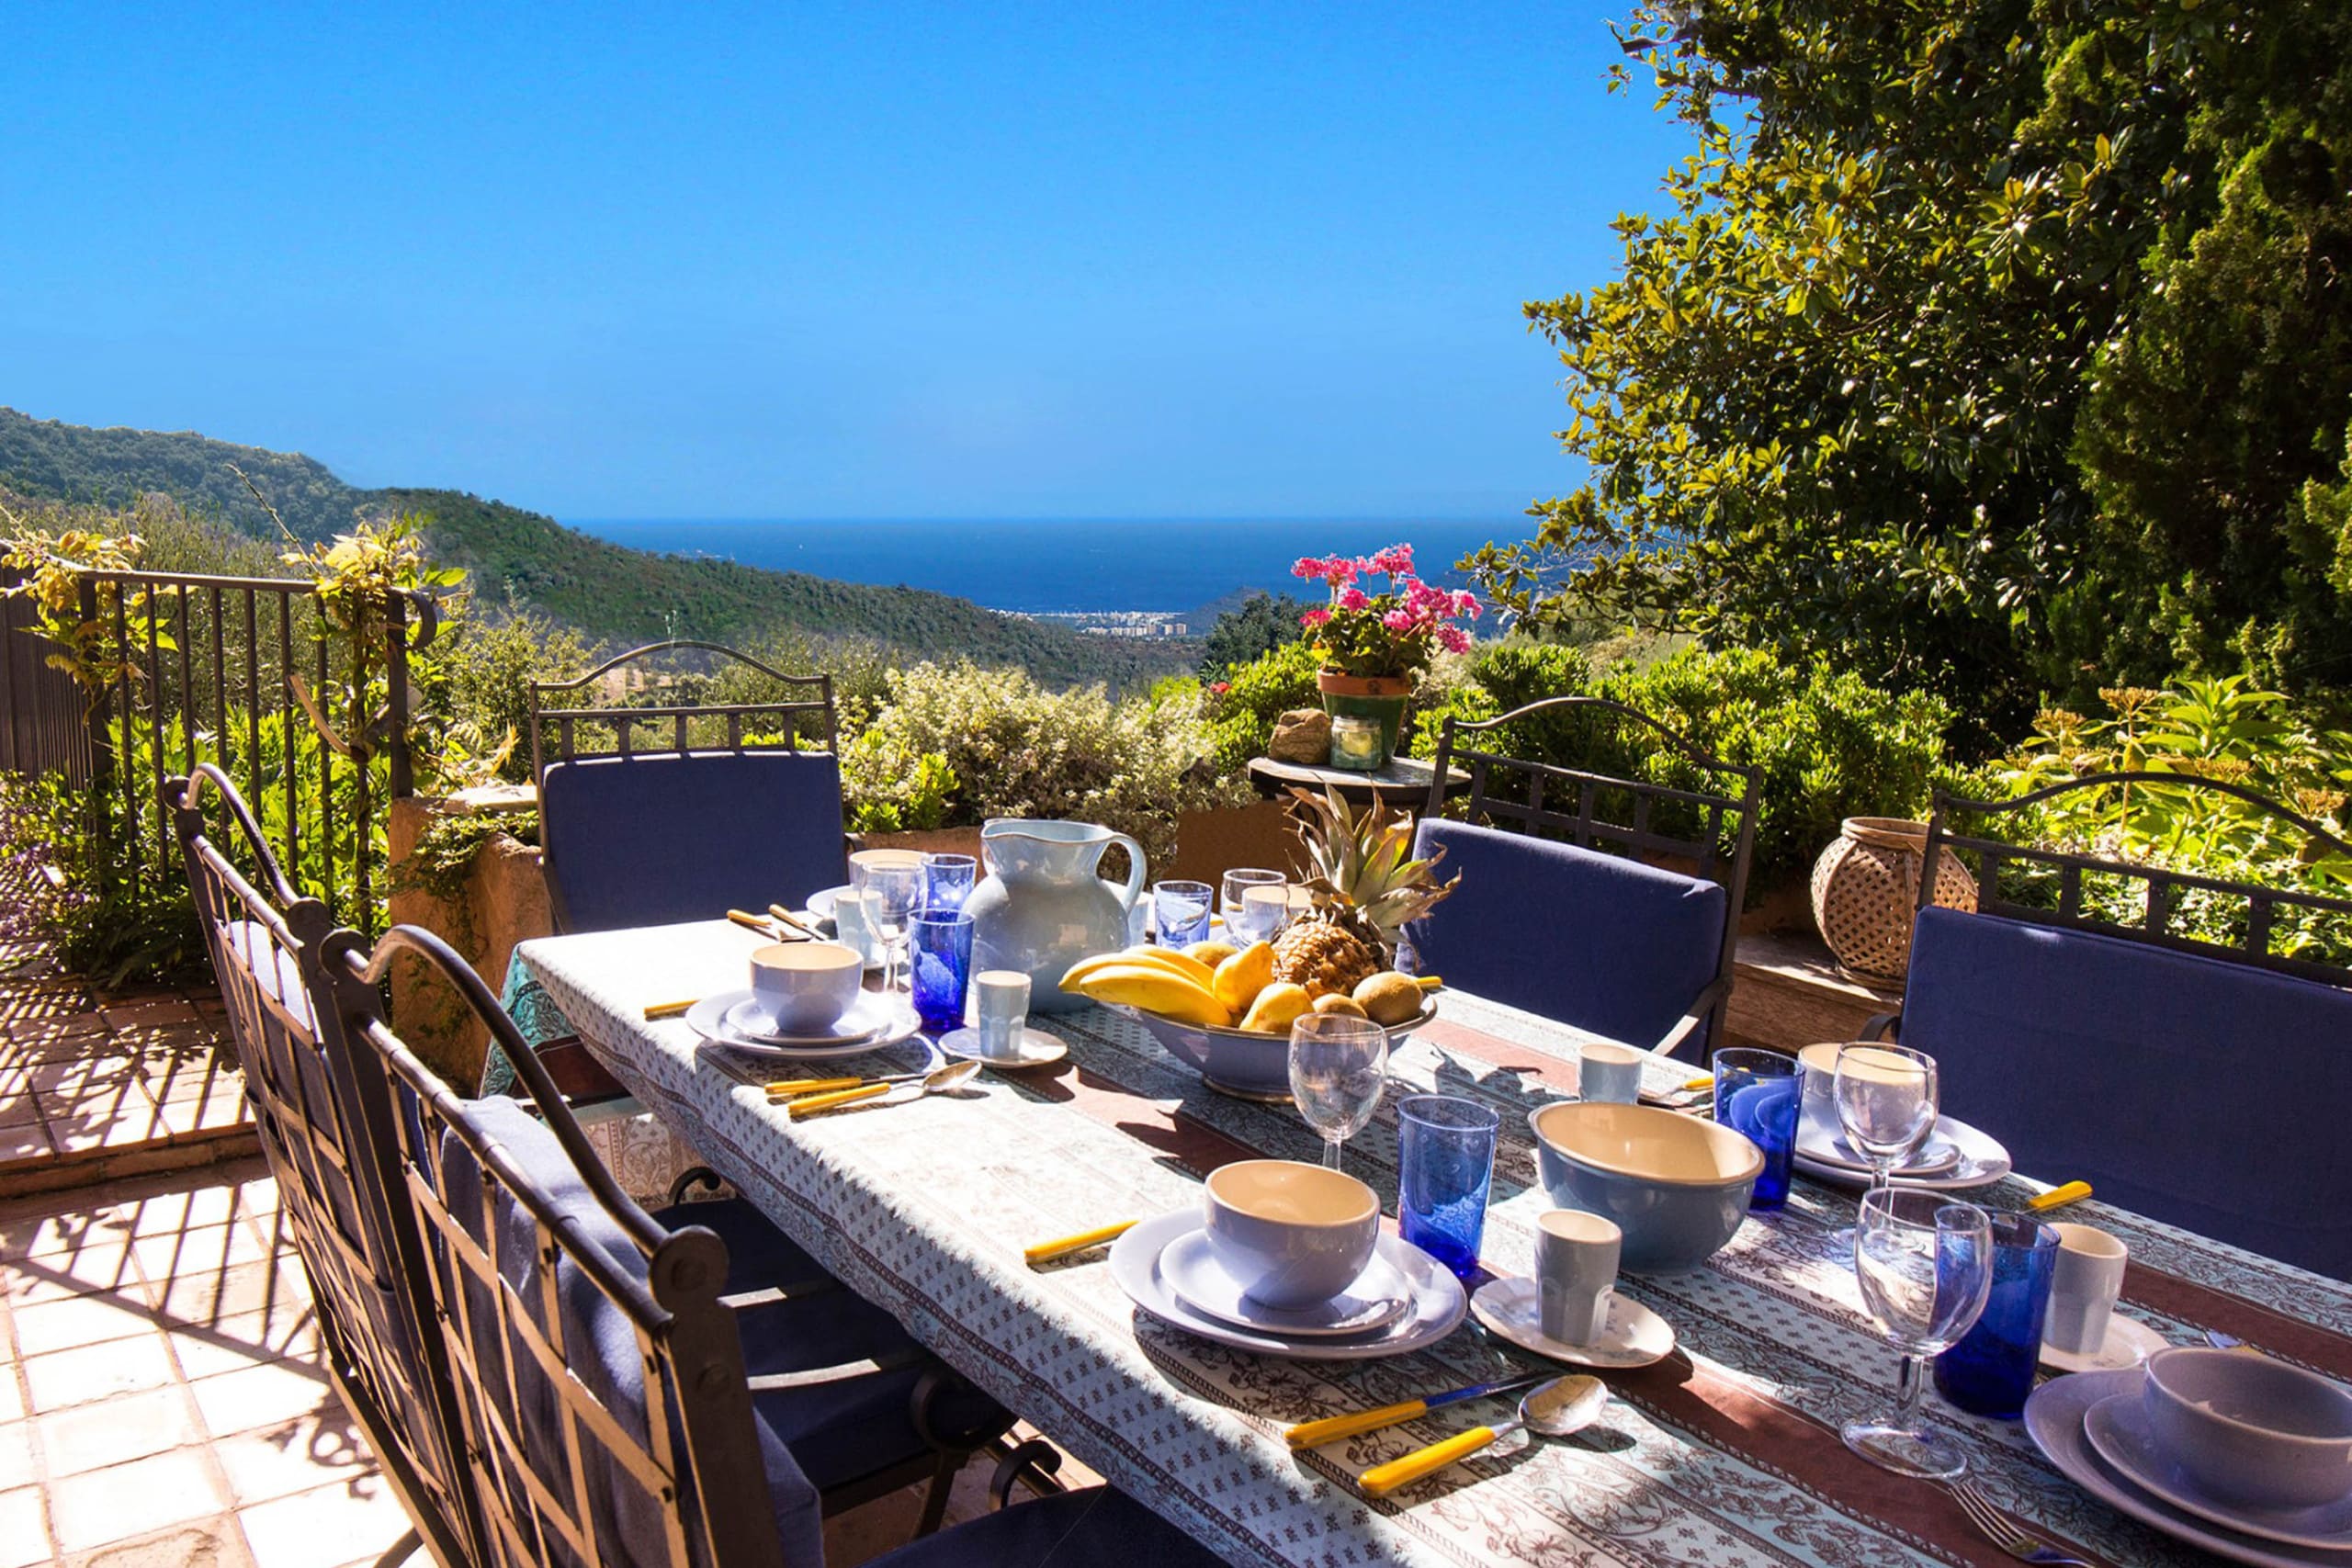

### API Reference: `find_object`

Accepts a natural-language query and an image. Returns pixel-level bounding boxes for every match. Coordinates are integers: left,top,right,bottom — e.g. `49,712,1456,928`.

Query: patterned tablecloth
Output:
511,919,2352,1568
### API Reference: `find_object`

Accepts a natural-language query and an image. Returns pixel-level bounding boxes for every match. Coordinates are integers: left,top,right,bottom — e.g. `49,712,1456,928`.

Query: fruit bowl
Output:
1103,996,1438,1101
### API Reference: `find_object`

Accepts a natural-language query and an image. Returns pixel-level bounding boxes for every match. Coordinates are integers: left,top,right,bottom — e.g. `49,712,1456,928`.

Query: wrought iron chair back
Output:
1426,695,1761,1040
319,921,793,1568
528,639,836,781
1922,772,2352,986
164,767,476,1566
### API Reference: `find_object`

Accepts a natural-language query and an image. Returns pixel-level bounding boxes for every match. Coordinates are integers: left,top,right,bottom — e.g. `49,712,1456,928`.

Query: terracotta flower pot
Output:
1316,671,1413,768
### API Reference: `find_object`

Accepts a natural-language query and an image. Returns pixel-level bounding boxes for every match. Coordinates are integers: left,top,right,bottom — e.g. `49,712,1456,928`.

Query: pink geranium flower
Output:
1299,607,1332,627
1383,608,1416,635
1437,626,1472,655
1369,544,1415,576
1337,587,1369,611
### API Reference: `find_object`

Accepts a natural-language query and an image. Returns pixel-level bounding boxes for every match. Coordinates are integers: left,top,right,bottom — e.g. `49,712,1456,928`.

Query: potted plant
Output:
1291,544,1479,768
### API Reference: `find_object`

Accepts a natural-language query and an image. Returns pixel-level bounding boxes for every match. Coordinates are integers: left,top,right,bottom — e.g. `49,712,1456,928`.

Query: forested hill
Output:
0,408,1191,688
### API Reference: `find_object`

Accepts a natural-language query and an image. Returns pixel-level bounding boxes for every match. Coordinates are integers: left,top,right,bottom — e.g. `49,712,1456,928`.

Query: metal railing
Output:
6,567,440,932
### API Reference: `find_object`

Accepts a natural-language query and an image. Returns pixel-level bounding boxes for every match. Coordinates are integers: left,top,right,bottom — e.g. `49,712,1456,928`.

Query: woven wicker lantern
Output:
1809,818,1978,980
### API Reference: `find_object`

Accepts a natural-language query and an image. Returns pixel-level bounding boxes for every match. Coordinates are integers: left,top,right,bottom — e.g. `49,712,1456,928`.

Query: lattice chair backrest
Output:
321,922,807,1568
1923,773,2352,986
164,767,476,1563
528,639,837,780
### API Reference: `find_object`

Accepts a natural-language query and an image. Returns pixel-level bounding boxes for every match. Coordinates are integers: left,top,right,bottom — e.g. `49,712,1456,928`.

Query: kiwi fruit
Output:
1352,971,1425,1026
1311,993,1369,1019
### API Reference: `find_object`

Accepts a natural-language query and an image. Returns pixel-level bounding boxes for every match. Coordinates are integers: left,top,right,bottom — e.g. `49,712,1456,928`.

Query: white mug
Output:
974,969,1032,1057
833,889,878,967
2044,1222,2129,1355
1578,1042,1644,1105
1537,1209,1622,1345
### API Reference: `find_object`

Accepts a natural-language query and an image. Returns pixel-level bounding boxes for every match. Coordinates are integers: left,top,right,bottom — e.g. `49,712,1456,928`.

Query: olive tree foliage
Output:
1472,1,2352,750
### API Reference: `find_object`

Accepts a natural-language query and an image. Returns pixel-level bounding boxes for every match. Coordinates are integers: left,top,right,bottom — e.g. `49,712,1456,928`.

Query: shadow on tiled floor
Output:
0,1156,1060,1567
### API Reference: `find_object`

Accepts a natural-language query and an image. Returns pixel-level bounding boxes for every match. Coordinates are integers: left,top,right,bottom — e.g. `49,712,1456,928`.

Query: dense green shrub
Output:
1966,678,2352,962
434,611,597,782
841,660,1245,866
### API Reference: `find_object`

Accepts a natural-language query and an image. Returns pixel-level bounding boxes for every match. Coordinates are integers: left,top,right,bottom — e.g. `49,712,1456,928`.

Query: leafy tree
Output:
1475,1,2352,749
1196,591,1310,677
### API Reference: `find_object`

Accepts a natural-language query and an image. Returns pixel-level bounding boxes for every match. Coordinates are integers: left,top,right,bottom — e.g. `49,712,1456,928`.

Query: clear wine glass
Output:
1846,1188,1995,1479
1288,1012,1388,1171
1222,869,1286,942
1834,1044,1939,1198
853,862,924,999
1232,884,1292,946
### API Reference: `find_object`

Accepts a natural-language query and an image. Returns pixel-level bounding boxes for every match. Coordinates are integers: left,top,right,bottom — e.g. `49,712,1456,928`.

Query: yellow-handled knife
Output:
1023,1221,1138,1267
1358,1375,1606,1498
643,998,698,1021
1284,1373,1552,1449
2028,1180,2094,1213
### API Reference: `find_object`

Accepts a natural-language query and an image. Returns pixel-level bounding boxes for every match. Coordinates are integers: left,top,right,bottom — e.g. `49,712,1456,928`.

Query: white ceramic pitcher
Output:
967,819,1146,1013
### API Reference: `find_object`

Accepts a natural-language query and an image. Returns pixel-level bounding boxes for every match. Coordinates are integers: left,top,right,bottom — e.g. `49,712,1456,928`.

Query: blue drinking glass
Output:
908,910,974,1033
1713,1048,1801,1211
922,852,977,914
1396,1095,1500,1280
1152,880,1214,948
1933,1213,2059,1419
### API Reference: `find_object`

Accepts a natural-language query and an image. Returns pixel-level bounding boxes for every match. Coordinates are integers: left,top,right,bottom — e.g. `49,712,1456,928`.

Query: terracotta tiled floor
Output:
0,1154,1063,1567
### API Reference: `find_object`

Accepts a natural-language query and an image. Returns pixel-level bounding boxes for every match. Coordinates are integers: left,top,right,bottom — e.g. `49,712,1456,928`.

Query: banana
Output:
1061,946,1216,990
1074,964,1234,1029
1211,941,1276,1013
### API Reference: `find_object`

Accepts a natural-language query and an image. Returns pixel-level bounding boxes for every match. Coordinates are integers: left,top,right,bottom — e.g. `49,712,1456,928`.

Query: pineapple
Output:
1271,787,1458,997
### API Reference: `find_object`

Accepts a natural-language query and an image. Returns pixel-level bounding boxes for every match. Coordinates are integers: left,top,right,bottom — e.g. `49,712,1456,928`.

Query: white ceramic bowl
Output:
749,942,864,1033
1528,1101,1761,1274
1202,1160,1380,1310
2142,1347,2352,1511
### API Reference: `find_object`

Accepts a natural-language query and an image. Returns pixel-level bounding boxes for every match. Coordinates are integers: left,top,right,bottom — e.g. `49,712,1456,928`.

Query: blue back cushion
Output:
1904,907,2352,1282
1405,818,1726,1055
441,1098,824,1568
540,751,847,933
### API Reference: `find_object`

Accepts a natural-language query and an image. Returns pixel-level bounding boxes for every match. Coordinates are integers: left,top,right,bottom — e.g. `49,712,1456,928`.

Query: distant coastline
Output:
571,517,1508,620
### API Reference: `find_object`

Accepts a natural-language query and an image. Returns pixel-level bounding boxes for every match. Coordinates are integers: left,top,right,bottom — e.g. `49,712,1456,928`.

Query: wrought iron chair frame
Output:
322,922,791,1568
1425,695,1762,1055
164,768,476,1568
528,639,838,782
1920,772,2352,987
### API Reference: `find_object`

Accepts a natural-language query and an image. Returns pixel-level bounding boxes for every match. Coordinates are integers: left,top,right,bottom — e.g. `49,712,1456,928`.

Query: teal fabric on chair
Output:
539,750,848,933
1405,818,1727,1056
1900,906,2352,1283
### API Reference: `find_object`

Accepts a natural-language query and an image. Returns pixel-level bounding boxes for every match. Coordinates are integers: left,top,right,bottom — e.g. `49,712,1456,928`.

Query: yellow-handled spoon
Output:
1357,1375,1607,1498
786,1060,982,1120
1285,1373,1553,1449
1023,1221,1138,1267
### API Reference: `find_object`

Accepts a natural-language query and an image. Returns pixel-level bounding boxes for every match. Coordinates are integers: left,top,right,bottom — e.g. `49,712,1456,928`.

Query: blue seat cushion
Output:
1405,819,1726,1055
540,750,847,933
651,1195,834,1297
1903,907,2352,1281
872,1485,1225,1568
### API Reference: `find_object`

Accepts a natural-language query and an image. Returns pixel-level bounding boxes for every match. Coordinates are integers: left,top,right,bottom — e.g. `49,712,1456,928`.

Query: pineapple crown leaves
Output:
1284,785,1459,938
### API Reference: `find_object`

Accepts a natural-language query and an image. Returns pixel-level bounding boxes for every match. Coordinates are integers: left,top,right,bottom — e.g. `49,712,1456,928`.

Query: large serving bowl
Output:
1104,998,1437,1100
2142,1347,2352,1511
1528,1101,1761,1274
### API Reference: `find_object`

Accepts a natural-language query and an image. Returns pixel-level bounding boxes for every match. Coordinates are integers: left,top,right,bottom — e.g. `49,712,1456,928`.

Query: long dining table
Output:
508,919,2352,1568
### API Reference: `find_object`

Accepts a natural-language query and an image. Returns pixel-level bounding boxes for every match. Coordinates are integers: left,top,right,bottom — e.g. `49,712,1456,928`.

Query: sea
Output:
572,518,1514,618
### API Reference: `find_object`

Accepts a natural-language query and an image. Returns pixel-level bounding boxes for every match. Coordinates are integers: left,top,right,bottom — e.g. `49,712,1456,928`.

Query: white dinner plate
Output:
2026,1367,2351,1566
937,1027,1069,1070
1159,1230,1412,1337
1793,1115,2010,1190
2041,1314,2169,1375
1468,1277,1677,1370
685,989,921,1058
1794,1117,1964,1178
807,886,850,922
2085,1391,2352,1551
1109,1211,1467,1361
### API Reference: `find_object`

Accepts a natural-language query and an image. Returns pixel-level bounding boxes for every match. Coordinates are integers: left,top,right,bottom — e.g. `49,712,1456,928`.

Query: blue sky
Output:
2,4,1689,520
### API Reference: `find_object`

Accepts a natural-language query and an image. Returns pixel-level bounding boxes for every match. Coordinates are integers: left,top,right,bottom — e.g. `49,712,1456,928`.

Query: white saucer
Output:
1795,1118,1964,1177
1107,1211,1467,1361
1158,1230,1412,1337
1793,1115,2010,1190
685,989,920,1057
2028,1367,2351,1567
2041,1314,2170,1374
1468,1277,1677,1369
937,1027,1069,1071
2086,1392,2352,1551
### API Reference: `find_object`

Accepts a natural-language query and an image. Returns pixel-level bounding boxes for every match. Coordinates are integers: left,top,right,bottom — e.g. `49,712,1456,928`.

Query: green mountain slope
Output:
0,407,1192,688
